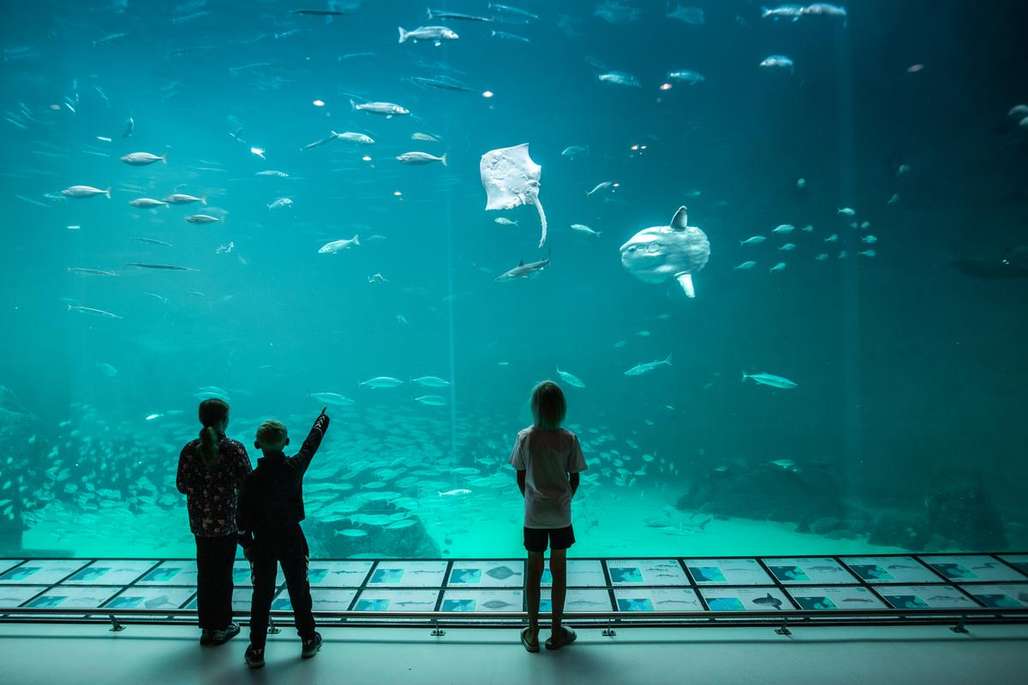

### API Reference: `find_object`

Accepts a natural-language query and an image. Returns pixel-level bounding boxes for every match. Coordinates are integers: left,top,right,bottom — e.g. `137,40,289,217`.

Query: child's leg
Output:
548,547,567,639
525,550,545,636
248,548,277,649
280,531,316,641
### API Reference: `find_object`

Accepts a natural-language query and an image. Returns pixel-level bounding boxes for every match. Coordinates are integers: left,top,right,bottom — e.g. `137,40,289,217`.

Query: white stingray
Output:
480,143,548,248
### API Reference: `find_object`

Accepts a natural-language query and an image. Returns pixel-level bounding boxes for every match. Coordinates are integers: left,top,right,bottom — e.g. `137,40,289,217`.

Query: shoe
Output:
520,627,540,653
210,622,240,646
301,632,322,659
199,629,214,646
245,644,265,669
545,626,577,651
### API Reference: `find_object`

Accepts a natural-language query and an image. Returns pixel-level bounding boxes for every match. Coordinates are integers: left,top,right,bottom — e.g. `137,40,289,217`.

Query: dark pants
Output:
249,525,315,648
194,534,237,631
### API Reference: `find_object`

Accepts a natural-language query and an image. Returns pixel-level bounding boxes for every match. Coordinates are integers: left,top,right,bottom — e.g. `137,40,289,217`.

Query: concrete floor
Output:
1,623,1027,685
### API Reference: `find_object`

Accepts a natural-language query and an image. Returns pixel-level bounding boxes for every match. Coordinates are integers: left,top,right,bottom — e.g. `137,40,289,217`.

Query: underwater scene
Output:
1,0,1026,560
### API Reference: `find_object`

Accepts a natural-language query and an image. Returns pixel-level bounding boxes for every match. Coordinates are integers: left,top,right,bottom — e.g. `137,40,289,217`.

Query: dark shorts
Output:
524,525,575,553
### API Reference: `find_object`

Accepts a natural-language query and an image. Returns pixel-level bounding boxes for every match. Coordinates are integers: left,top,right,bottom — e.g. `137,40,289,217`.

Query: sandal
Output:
520,627,540,653
545,626,577,650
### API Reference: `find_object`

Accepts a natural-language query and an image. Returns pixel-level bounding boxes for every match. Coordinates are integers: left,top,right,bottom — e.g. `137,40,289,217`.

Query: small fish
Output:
132,237,174,247
396,151,447,166
760,55,795,72
838,207,856,216
740,235,766,246
360,376,404,389
598,71,641,87
414,395,447,406
186,214,220,224
164,193,205,205
814,253,829,261
62,185,110,199
801,3,848,18
489,2,539,21
127,263,196,271
624,354,672,377
862,235,878,244
144,413,163,421
495,257,550,282
336,529,368,537
368,273,388,285
67,267,117,277
667,70,705,85
318,235,360,254
351,99,410,116
561,145,588,158
256,169,289,177
427,8,493,22
742,372,797,389
67,304,123,319
120,151,166,166
411,376,450,388
769,262,787,272
309,392,355,407
438,488,471,496
734,260,757,270
779,243,796,251
398,25,459,44
586,181,617,196
494,217,518,226
334,130,375,144
772,224,795,234
762,4,805,20
249,146,266,159
858,249,876,258
667,4,705,24
267,197,293,210
129,197,168,208
824,233,838,243
491,30,532,43
556,367,586,388
570,223,601,236
411,132,441,142
122,116,134,138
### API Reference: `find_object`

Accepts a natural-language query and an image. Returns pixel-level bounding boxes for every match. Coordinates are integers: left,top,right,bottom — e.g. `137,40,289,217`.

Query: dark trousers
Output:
249,525,315,648
194,534,237,631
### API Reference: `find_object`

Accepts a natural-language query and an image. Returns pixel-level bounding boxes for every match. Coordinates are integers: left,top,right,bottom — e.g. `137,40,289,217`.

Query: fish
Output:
620,206,710,298
318,236,360,254
494,217,518,226
561,145,588,158
185,214,220,224
740,236,766,246
495,257,550,282
62,185,110,199
256,169,289,177
769,262,787,272
122,116,134,138
491,30,531,43
333,131,375,144
815,253,829,261
858,249,876,258
127,263,196,271
132,237,174,247
120,152,166,166
762,4,805,20
411,75,474,93
838,207,856,216
779,243,796,251
411,376,450,388
862,235,878,244
599,71,641,87
396,151,447,166
760,55,795,72
427,8,493,22
667,70,705,85
67,304,123,319
398,26,459,44
824,233,839,242
772,224,795,234
742,372,798,389
438,488,471,496
128,198,169,208
368,273,387,285
360,376,404,389
802,3,848,18
752,593,783,610
734,261,757,270
309,392,355,407
624,354,672,377
293,8,348,16
667,4,704,23
351,100,410,116
67,267,117,277
336,529,368,537
301,133,336,151
586,181,616,196
570,223,601,237
267,197,293,210
556,367,586,388
412,132,441,142
414,395,447,406
164,193,206,205
489,2,539,21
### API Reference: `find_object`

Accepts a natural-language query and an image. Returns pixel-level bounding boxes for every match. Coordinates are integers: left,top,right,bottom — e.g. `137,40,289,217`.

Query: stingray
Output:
480,143,548,248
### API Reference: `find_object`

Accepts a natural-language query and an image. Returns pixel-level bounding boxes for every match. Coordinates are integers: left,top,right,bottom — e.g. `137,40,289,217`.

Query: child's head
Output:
198,398,229,431
254,420,290,451
530,381,566,429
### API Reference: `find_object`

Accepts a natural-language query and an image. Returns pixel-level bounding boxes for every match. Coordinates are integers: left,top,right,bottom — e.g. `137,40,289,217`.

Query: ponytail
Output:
199,425,220,466
197,398,230,467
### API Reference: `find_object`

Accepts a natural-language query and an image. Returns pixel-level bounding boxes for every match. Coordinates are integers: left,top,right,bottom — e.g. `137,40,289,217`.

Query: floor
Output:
1,623,1027,685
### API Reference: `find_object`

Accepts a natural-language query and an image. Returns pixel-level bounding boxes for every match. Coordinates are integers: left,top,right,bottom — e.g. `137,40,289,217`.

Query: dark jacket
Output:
177,433,252,537
237,414,329,547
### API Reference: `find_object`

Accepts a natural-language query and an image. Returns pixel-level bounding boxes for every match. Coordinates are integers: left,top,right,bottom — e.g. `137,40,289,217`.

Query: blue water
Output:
0,0,1026,559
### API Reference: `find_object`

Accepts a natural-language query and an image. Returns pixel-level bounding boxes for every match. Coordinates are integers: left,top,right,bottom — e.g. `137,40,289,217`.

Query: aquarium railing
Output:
1,552,1025,634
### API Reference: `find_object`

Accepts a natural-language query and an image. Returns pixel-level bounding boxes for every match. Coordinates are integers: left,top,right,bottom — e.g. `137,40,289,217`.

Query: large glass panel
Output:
1,1,1025,560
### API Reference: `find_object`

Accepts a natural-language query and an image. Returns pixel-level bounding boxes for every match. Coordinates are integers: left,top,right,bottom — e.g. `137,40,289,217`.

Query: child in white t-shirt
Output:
510,381,587,653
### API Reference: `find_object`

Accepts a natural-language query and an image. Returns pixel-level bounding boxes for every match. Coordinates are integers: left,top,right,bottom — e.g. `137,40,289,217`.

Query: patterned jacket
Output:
177,432,252,537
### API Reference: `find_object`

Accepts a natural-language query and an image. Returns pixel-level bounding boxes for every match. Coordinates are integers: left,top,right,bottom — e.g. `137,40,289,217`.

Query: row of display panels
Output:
2,554,1026,589
2,582,1027,614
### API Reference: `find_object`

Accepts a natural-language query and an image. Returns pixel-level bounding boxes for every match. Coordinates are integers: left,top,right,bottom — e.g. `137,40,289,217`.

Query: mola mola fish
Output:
619,206,710,298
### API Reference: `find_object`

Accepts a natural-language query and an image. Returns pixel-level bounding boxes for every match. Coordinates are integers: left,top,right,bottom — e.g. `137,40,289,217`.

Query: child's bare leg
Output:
525,551,544,637
549,548,567,639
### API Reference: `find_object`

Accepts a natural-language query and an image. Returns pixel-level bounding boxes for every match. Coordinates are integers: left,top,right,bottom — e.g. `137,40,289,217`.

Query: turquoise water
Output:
1,1,1026,559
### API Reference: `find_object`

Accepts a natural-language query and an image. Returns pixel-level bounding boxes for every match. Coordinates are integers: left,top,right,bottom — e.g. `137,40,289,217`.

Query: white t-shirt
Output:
509,426,588,529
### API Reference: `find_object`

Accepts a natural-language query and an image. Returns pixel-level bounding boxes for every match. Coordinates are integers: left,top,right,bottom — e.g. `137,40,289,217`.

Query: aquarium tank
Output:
0,0,1025,561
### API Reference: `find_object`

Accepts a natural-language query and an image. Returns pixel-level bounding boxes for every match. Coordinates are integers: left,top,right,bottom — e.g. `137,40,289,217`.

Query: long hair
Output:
197,399,229,466
530,381,566,429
